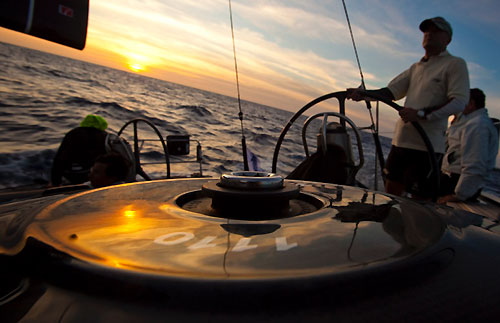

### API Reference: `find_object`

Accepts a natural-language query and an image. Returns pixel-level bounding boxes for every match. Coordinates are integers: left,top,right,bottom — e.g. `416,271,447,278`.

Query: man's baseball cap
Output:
419,17,452,38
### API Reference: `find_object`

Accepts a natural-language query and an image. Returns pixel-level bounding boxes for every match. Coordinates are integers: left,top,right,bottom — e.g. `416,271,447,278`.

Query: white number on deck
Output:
153,232,297,252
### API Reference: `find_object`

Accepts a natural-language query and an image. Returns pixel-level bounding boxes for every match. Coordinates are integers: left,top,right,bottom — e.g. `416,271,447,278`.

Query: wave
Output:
176,105,213,117
2,120,50,134
64,97,130,110
21,64,43,74
61,98,187,134
252,133,275,146
0,150,55,188
140,151,166,160
0,76,24,86
46,69,103,86
0,101,10,108
213,164,234,174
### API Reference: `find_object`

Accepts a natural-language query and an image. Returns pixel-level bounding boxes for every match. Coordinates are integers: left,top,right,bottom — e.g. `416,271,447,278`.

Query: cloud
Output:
468,61,495,82
88,2,371,102
232,1,418,59
83,0,421,134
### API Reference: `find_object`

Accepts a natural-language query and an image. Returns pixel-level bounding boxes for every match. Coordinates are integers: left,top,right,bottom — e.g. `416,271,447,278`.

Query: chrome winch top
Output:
219,171,284,190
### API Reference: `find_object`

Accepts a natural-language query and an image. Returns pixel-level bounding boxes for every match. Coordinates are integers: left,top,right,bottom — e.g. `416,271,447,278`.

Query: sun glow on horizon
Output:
122,51,156,73
128,62,146,72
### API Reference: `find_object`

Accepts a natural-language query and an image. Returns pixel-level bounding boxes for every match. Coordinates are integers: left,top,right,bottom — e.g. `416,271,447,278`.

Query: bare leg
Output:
385,179,405,196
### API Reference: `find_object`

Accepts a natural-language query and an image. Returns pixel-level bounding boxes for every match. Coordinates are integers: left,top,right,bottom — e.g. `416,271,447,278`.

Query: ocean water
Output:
0,42,498,196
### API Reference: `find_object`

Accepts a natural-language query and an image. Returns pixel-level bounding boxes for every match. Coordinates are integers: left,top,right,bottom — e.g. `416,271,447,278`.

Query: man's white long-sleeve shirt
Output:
442,108,499,200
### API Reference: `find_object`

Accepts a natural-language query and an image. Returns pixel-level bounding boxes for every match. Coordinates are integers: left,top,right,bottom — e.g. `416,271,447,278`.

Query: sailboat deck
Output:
447,192,500,222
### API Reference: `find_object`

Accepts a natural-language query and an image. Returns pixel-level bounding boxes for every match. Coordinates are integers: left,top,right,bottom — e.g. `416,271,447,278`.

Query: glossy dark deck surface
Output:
1,179,500,321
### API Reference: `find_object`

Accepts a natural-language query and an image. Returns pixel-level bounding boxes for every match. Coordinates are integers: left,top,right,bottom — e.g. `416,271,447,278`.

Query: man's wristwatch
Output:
417,110,426,120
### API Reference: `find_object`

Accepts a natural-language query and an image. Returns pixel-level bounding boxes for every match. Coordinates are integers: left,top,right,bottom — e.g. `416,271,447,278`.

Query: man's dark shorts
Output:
384,145,442,197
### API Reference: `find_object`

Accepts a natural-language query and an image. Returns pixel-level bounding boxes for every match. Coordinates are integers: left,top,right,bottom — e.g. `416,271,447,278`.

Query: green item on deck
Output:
80,114,108,131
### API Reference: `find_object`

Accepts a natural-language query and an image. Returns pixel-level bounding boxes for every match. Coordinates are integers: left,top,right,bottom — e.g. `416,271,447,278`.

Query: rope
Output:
228,0,249,170
341,0,385,186
341,0,366,89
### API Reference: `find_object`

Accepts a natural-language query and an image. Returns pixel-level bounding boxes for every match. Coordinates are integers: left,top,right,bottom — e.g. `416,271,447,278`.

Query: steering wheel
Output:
272,91,440,200
118,118,170,180
301,111,365,185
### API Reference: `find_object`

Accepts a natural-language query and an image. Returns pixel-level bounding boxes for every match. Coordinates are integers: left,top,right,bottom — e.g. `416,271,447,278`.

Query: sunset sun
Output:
128,62,145,72
124,52,152,73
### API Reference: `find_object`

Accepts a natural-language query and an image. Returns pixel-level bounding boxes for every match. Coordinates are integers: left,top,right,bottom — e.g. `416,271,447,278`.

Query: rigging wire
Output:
341,0,385,188
341,0,366,90
228,0,249,171
375,100,379,189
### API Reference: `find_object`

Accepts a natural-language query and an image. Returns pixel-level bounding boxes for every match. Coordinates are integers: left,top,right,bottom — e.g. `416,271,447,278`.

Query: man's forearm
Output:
426,97,466,120
365,88,395,102
346,87,395,102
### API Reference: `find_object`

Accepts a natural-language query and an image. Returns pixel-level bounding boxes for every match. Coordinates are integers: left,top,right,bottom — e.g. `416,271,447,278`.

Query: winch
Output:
177,171,322,220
